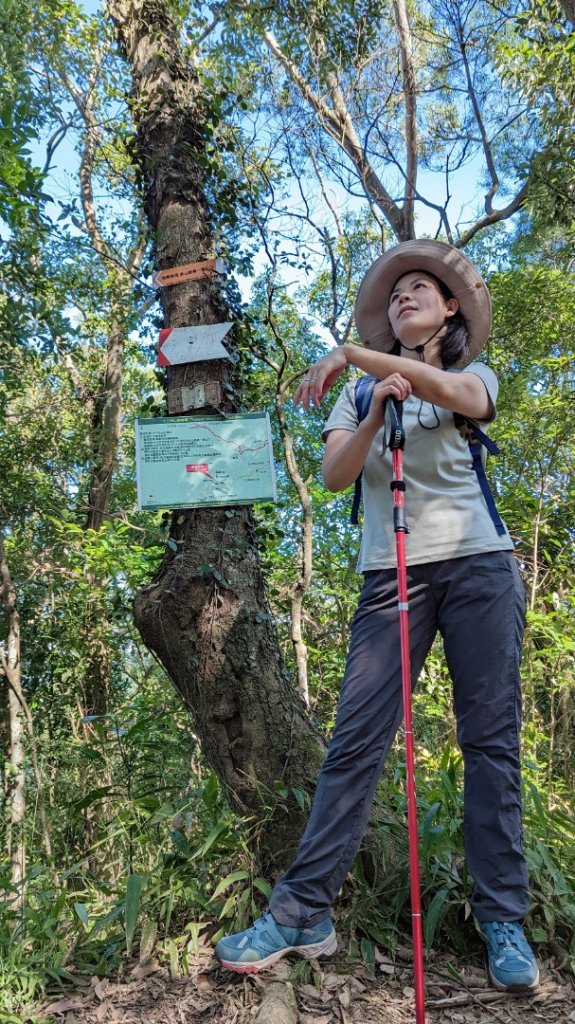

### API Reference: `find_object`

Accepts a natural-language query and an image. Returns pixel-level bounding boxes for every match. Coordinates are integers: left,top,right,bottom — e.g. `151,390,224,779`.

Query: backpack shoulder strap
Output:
355,374,378,420
351,375,379,525
453,413,506,536
453,412,500,456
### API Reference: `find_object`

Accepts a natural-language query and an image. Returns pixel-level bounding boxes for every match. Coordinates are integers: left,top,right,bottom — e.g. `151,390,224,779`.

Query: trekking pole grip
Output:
388,397,405,451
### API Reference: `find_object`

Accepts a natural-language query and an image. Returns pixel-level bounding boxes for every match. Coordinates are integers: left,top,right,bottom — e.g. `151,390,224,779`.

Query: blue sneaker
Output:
477,921,539,991
215,910,337,974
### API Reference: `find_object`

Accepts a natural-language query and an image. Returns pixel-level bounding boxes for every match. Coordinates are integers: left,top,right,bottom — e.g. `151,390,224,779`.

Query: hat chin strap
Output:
399,323,444,362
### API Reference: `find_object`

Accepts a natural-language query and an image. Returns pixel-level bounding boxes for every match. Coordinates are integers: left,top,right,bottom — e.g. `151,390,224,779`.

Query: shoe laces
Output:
491,922,522,952
247,910,273,938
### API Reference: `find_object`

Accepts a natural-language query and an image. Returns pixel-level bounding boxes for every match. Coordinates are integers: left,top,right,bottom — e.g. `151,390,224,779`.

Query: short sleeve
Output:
463,362,499,421
321,381,360,440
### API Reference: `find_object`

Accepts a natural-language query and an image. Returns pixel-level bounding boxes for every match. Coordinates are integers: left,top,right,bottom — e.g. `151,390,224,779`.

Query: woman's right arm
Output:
322,374,412,492
323,424,380,492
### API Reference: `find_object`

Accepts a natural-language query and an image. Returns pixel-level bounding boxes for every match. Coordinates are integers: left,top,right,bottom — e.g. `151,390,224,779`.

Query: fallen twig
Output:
427,988,530,1015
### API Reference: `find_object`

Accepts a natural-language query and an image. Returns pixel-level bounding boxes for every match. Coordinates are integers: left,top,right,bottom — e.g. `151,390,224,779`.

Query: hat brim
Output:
354,240,491,366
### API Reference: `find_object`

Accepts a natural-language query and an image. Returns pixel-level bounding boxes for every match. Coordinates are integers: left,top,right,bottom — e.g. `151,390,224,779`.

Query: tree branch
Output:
53,335,94,408
183,5,222,52
392,0,417,237
126,210,149,276
455,18,499,214
57,47,113,261
263,30,408,240
455,181,529,247
42,114,74,174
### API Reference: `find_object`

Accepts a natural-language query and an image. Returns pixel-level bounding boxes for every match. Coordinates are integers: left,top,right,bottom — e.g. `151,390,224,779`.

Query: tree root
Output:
253,978,297,1024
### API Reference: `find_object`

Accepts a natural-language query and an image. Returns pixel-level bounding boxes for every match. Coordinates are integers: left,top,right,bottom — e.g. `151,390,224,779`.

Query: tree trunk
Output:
106,0,325,871
86,310,124,533
7,684,25,905
55,48,148,719
275,391,313,704
529,483,546,611
0,533,26,909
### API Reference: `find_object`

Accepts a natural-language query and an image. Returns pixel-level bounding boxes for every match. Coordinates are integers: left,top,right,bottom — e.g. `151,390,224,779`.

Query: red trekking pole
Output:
388,397,426,1024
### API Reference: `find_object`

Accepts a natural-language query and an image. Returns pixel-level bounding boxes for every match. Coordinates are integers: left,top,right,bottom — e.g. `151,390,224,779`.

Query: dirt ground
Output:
39,942,575,1024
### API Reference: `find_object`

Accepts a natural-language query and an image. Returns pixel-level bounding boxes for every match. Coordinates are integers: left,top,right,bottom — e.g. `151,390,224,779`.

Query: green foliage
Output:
0,1,574,1015
0,685,250,1001
497,0,575,236
222,0,385,83
0,0,48,231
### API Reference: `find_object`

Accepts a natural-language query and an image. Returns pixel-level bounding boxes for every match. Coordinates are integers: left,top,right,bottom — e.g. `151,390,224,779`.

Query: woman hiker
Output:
214,240,539,992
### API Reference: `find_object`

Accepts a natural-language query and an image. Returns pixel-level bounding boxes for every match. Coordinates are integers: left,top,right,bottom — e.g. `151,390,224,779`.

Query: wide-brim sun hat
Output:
354,239,492,366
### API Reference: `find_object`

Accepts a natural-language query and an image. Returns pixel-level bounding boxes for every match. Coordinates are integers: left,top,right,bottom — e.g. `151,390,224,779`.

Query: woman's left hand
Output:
293,348,348,409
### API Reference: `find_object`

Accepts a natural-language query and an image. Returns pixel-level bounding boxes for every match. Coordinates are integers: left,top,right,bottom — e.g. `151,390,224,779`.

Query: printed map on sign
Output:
135,413,277,511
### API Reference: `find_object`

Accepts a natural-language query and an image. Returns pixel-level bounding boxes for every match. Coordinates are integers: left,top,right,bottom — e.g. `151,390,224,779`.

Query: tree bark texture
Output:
106,0,325,870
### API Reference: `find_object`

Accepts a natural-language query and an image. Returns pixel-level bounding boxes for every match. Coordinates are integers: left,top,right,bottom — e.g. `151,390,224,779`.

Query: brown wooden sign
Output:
153,258,224,287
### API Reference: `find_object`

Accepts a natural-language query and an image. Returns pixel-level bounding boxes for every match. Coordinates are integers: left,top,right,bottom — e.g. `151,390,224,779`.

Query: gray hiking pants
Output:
269,550,530,927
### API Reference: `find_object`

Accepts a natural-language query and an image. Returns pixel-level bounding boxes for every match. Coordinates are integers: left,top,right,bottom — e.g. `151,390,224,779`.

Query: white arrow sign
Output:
157,322,234,367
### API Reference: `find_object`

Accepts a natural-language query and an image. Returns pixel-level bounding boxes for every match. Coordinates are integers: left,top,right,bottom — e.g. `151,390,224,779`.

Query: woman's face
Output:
388,271,459,351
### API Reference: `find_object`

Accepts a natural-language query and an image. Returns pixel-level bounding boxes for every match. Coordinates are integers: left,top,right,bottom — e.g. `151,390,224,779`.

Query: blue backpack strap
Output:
355,374,379,418
453,412,506,536
351,375,378,525
448,367,506,537
453,412,500,456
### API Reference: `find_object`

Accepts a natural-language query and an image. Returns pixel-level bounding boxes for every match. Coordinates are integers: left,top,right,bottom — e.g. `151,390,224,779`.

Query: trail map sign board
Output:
135,413,277,511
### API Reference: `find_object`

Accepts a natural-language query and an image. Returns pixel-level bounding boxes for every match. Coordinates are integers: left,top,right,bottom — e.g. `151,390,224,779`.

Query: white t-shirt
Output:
323,363,514,571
